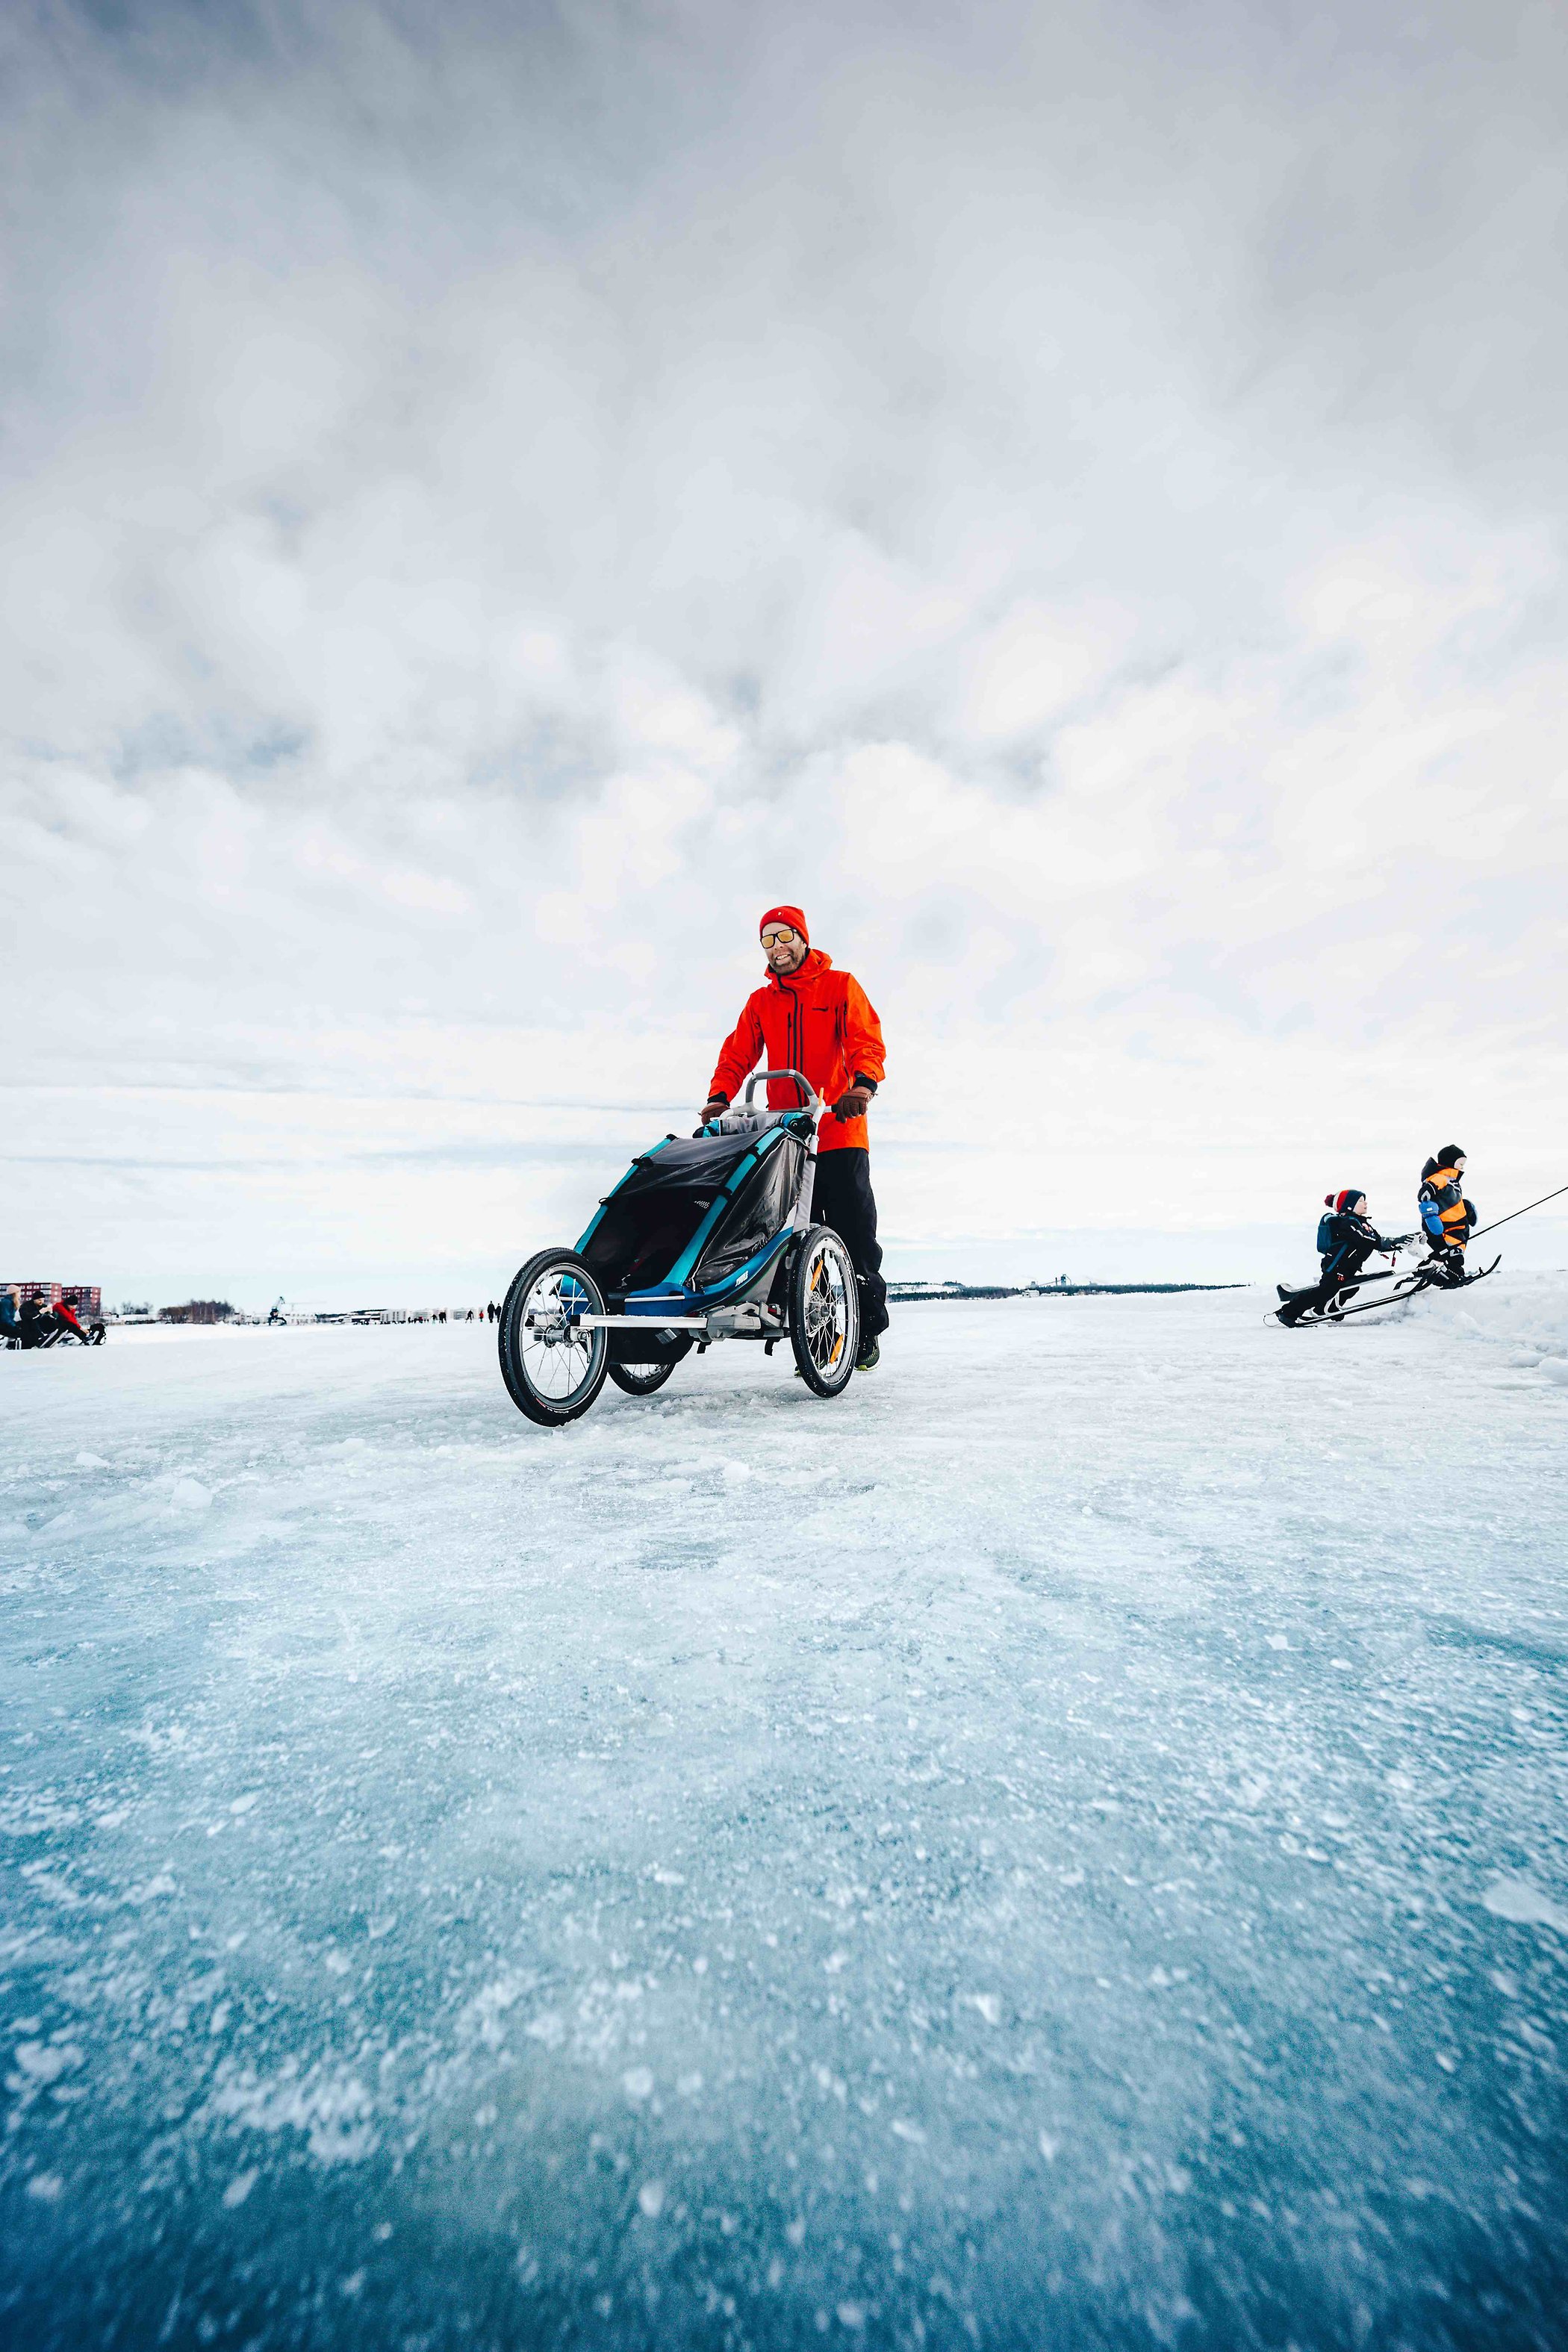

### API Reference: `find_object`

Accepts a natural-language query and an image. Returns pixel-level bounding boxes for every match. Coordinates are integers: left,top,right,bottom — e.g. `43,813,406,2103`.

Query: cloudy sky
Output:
5,0,1566,1307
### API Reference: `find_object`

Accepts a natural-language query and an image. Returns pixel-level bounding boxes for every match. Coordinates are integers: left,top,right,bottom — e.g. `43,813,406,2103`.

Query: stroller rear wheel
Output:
607,1359,677,1398
789,1225,860,1397
499,1249,610,1426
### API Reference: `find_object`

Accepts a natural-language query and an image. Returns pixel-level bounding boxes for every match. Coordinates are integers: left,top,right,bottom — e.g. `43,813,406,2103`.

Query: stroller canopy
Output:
579,1126,807,1299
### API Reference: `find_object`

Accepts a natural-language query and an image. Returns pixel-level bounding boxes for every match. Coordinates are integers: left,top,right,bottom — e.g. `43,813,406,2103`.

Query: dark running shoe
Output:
855,1340,881,1371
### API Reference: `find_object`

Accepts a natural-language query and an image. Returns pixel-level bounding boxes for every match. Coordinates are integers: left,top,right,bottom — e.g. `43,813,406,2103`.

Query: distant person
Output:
701,904,888,1369
0,1287,19,1345
1418,1145,1475,1285
1275,1189,1399,1325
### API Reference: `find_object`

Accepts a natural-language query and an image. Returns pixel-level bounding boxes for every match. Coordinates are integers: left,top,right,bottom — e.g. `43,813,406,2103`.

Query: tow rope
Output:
1470,1180,1568,1243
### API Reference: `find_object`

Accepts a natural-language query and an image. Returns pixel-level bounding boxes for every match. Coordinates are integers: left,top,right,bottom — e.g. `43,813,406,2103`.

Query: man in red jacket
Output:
701,906,889,1367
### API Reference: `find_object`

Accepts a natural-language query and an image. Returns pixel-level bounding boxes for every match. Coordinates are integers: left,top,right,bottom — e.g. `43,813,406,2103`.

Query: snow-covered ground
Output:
3,1280,1567,2350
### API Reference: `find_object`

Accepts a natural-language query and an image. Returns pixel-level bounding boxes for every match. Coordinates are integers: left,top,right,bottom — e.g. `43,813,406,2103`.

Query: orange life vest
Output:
1419,1163,1469,1249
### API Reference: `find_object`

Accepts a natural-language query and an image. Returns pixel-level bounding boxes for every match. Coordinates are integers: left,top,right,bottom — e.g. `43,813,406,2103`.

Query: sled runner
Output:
498,1071,860,1425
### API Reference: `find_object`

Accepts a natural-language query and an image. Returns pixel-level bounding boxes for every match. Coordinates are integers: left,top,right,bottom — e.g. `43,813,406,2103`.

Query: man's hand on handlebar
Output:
830,1085,874,1122
700,1096,729,1125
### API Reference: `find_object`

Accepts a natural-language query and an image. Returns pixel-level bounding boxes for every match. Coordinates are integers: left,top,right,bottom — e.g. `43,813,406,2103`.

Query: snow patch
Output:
13,2041,81,2085
1482,1876,1568,1935
1433,1272,1568,1390
209,2063,379,2164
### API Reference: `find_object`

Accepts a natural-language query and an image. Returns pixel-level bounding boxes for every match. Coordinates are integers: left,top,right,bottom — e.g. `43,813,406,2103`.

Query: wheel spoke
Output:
803,1239,850,1370
514,1263,603,1405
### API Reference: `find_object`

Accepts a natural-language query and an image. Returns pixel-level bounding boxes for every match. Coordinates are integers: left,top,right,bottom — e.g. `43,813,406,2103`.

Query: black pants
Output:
811,1150,889,1340
1277,1243,1375,1325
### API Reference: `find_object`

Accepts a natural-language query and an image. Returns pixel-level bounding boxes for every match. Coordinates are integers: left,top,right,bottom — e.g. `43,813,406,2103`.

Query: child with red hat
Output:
1275,1188,1401,1325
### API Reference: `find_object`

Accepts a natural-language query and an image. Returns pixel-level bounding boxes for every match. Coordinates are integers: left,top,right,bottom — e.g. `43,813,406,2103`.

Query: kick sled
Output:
498,1071,862,1426
2,1300,106,1349
1273,1253,1501,1328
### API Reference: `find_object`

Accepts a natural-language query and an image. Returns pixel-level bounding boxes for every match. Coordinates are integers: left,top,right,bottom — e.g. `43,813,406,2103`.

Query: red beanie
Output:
760,904,809,943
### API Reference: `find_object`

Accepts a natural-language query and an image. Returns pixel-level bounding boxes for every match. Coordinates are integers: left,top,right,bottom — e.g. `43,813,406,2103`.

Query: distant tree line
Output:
158,1300,234,1325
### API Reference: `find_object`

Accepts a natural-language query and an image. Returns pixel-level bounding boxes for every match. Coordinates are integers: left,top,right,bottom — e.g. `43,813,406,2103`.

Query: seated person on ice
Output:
701,905,889,1370
1418,1145,1475,1286
1275,1188,1396,1325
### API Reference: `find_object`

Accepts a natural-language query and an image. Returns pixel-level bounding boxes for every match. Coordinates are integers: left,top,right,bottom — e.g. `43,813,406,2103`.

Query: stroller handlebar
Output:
741,1069,820,1114
699,1070,820,1139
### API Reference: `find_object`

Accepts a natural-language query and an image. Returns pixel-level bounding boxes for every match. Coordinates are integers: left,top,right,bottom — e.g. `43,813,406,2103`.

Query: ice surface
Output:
2,1282,1567,2349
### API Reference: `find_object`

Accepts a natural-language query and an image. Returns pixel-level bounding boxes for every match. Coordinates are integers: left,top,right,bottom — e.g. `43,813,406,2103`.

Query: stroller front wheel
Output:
788,1225,860,1397
499,1249,610,1426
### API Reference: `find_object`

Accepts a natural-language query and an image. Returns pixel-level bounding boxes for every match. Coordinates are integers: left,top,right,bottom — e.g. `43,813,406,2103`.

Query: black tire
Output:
498,1249,610,1427
788,1225,860,1397
607,1359,677,1397
88,1322,105,1347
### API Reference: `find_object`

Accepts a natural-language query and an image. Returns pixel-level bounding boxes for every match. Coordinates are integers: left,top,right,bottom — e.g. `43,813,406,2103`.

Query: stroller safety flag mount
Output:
498,1071,861,1426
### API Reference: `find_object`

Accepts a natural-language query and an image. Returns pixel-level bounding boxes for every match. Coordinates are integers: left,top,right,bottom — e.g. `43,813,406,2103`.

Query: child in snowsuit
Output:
1418,1146,1475,1285
1275,1189,1395,1325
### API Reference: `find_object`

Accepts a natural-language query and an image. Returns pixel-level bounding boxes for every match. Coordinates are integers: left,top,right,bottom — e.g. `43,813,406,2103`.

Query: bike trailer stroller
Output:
498,1071,861,1425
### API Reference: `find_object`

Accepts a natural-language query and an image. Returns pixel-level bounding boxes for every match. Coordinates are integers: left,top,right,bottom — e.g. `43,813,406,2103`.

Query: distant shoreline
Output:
886,1281,1247,1301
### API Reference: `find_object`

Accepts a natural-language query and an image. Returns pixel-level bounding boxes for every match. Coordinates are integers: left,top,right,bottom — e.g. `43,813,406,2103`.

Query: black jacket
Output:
1321,1208,1387,1277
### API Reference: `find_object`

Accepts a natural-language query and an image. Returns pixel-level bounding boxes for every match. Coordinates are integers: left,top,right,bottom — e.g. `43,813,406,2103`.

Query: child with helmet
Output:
1418,1146,1475,1286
